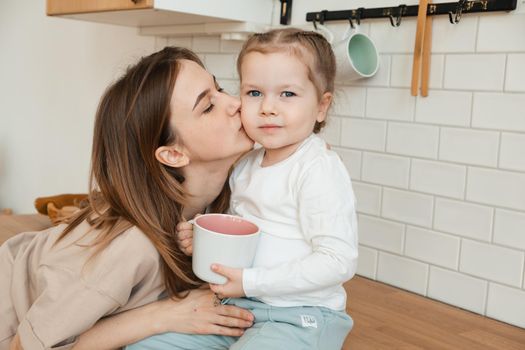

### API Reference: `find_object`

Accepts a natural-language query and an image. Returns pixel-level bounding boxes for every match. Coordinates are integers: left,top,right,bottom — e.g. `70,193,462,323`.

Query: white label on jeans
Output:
300,315,318,328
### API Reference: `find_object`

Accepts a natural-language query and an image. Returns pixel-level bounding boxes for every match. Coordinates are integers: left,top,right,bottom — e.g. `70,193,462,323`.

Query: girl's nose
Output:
261,97,277,117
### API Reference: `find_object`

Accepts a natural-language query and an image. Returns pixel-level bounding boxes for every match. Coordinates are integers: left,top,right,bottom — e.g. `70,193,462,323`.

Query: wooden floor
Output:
343,276,525,349
2,215,524,349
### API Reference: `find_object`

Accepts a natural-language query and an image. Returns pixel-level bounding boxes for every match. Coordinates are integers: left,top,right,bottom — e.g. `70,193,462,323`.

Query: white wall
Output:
0,0,158,213
165,0,525,328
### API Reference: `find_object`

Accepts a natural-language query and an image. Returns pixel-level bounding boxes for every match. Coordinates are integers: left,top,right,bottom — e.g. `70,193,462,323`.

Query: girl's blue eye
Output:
281,91,295,97
247,90,261,97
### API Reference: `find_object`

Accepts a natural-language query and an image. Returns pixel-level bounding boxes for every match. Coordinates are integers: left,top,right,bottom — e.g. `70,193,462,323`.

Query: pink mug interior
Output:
195,215,258,236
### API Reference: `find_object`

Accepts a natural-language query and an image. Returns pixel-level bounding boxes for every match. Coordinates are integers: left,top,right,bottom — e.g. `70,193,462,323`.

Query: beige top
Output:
0,221,164,350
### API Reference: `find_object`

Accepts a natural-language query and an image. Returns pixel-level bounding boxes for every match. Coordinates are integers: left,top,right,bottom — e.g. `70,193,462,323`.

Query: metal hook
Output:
389,4,406,27
389,15,399,27
449,0,467,24
312,11,321,30
348,7,363,29
356,7,364,26
312,10,327,30
320,10,328,25
348,17,355,29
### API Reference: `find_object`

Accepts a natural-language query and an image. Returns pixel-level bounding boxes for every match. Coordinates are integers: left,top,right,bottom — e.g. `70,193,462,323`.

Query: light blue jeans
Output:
125,298,353,350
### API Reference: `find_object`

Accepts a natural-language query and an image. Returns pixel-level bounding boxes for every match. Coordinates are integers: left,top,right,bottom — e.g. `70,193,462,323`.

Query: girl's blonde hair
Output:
236,28,336,133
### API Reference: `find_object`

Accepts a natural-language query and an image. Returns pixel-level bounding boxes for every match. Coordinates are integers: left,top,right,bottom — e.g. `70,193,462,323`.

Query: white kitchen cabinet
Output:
46,0,275,29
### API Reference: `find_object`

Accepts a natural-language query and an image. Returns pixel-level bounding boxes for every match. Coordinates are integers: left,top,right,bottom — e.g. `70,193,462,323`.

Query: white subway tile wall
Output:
494,209,525,250
439,127,499,166
405,226,460,269
410,159,466,199
367,88,416,121
341,118,386,151
428,267,487,314
415,90,472,127
434,198,493,241
220,39,244,53
192,36,220,53
499,132,525,171
369,19,416,53
362,152,410,188
358,214,405,254
166,37,192,48
204,54,237,79
444,54,506,91
352,181,382,215
356,245,378,279
431,16,478,53
391,54,444,89
387,122,439,159
333,86,366,117
382,188,434,227
477,15,525,52
472,93,525,132
486,283,525,328
467,167,525,210
320,116,342,146
505,54,525,92
377,252,429,295
334,147,362,181
166,11,525,327
460,239,524,287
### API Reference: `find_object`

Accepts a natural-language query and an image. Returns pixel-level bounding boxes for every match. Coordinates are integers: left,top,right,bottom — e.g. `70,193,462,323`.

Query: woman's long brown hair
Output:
57,47,229,298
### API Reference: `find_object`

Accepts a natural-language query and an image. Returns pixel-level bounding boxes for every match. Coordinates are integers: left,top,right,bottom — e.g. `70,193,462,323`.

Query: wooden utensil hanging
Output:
411,0,432,97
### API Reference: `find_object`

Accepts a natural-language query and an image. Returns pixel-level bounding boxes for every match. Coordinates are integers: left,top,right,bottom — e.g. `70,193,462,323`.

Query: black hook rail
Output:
306,0,517,25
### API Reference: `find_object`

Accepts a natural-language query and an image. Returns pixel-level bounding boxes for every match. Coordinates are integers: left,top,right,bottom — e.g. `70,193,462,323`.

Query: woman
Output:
1,46,254,350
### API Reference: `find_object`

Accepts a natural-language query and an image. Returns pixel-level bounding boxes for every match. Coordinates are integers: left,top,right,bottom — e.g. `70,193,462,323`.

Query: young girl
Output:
0,47,255,350
128,28,358,350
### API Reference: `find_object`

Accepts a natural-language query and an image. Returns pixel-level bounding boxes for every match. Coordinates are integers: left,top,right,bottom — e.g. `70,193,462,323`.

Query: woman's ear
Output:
316,92,333,123
155,145,190,168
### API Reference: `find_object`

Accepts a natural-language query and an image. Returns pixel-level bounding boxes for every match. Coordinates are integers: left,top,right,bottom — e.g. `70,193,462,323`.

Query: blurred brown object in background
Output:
34,194,88,225
1,208,13,215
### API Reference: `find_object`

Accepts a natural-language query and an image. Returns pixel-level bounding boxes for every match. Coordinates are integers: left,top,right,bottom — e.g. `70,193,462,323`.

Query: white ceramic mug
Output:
317,24,380,81
191,213,260,284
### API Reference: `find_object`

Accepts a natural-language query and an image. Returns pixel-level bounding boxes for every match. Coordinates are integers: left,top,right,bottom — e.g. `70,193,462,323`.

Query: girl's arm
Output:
211,232,357,299
72,288,253,350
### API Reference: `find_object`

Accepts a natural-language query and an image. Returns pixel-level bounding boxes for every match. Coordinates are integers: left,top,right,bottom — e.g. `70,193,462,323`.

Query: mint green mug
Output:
317,24,380,81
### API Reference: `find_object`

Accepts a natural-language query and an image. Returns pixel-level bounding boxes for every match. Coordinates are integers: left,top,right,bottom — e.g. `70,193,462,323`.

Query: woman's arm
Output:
72,288,253,350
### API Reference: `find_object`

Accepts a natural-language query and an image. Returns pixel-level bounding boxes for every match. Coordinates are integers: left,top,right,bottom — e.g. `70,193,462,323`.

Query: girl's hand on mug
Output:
176,221,194,256
209,264,246,299
152,288,253,336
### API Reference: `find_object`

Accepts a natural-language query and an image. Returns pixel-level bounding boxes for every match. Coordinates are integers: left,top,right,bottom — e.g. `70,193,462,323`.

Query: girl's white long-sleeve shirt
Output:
229,134,358,311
